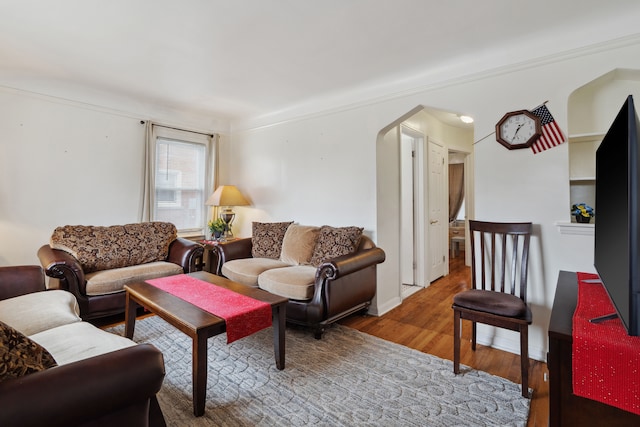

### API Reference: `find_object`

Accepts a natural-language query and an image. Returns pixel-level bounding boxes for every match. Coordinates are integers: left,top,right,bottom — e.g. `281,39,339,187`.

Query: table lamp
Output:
205,185,250,239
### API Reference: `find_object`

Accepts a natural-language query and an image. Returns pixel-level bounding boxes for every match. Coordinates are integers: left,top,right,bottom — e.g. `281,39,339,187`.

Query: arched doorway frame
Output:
374,105,474,313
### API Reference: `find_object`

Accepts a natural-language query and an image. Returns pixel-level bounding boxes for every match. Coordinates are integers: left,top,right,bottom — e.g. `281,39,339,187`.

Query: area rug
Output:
107,316,530,426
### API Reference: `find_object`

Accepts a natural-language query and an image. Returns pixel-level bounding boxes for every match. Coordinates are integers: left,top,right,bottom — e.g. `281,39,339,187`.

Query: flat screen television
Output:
594,94,640,336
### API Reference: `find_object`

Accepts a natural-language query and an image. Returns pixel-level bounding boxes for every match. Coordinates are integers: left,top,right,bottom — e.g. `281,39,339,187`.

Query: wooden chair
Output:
452,220,533,397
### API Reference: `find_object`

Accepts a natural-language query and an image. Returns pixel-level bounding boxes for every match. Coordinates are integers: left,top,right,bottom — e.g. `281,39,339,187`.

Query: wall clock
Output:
495,110,542,150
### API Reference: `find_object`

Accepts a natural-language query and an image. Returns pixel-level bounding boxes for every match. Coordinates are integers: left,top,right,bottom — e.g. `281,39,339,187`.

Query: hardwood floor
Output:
338,254,549,427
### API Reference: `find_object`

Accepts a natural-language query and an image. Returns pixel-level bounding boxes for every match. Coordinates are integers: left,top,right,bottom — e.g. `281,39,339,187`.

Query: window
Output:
156,168,181,207
145,125,216,236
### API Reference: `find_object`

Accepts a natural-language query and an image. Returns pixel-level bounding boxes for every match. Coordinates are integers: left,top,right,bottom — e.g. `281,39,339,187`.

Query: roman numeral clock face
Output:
495,110,542,150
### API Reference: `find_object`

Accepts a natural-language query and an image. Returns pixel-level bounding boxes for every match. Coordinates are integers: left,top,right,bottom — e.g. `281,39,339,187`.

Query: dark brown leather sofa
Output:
0,265,166,427
37,222,203,321
212,234,385,338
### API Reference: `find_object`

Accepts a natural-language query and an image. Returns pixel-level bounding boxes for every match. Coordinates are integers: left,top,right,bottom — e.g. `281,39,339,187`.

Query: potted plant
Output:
571,203,595,223
208,218,227,240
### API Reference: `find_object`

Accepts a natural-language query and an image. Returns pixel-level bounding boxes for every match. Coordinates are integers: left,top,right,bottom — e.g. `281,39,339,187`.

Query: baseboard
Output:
476,329,546,362
370,296,402,317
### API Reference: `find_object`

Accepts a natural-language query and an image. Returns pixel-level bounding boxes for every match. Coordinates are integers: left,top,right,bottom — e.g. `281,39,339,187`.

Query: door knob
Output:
430,220,438,224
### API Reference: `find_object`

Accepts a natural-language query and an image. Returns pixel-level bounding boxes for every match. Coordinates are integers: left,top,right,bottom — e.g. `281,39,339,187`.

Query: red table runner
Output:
573,272,640,415
146,275,272,344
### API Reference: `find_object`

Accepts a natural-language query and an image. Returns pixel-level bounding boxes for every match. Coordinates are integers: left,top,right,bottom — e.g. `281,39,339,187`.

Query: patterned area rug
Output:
107,316,530,426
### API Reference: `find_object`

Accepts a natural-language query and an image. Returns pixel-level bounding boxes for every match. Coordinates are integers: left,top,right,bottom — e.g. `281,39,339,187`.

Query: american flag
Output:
529,104,566,154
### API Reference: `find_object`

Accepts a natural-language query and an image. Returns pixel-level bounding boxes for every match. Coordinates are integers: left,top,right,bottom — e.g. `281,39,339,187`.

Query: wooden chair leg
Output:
520,325,529,398
453,309,461,374
471,321,477,351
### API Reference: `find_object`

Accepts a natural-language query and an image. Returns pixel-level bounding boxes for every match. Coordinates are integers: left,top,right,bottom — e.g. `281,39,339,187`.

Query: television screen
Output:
594,94,640,336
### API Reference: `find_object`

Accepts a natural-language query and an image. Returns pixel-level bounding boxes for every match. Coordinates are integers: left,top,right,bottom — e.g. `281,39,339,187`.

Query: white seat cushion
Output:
258,265,316,301
29,322,136,365
85,261,184,296
0,290,81,336
222,258,290,287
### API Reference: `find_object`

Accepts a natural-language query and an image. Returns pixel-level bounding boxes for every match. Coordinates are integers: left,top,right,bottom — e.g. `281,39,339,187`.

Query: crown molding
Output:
232,33,640,134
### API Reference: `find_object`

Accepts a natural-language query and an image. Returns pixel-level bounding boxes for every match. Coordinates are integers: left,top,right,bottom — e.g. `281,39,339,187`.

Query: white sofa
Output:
0,265,166,427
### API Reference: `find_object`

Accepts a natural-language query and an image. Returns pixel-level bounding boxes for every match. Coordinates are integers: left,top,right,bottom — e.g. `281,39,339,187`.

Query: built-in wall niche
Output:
568,69,640,224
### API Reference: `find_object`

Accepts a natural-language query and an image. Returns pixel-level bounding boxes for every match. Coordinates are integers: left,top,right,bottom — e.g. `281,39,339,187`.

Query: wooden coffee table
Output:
124,271,288,417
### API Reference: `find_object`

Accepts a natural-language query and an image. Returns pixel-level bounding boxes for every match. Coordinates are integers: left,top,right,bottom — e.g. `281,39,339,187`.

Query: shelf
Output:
570,177,596,182
556,221,594,236
569,135,600,182
568,132,605,143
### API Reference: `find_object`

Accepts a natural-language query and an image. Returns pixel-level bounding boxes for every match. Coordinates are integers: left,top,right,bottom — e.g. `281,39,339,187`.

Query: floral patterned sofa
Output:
211,222,386,338
37,222,203,321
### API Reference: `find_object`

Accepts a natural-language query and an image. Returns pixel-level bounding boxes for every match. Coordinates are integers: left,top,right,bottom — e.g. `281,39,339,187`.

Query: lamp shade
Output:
205,185,249,207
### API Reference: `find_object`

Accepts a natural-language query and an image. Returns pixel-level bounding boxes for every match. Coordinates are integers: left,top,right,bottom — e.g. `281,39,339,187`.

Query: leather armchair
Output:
0,265,166,427
213,235,386,338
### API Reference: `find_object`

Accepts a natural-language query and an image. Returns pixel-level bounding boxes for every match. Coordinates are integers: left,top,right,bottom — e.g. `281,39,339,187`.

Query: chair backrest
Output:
468,220,532,302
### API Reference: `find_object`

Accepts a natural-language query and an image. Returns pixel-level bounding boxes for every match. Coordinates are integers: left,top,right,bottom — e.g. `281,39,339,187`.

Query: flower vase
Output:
575,215,591,224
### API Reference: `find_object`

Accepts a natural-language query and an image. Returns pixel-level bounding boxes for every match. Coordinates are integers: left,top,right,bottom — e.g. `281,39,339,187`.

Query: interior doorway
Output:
376,105,474,311
448,150,469,266
400,125,426,298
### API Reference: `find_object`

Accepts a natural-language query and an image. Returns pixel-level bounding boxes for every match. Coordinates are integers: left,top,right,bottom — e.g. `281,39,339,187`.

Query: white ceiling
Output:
2,0,640,126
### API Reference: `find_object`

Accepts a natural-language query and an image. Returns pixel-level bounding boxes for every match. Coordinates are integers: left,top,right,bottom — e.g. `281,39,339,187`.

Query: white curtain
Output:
140,121,154,222
207,133,220,221
139,121,218,224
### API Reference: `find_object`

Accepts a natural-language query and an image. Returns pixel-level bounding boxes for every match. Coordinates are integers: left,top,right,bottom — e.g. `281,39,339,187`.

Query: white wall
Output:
4,35,640,363
229,39,640,361
229,109,380,234
0,88,229,266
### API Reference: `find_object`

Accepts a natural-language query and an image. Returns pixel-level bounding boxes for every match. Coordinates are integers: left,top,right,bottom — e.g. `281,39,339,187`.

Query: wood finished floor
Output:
338,253,549,427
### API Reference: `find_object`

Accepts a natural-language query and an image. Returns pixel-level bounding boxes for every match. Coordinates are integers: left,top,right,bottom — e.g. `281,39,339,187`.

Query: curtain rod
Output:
140,120,215,138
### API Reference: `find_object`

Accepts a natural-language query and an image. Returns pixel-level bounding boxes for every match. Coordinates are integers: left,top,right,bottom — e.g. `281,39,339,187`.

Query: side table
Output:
202,239,237,274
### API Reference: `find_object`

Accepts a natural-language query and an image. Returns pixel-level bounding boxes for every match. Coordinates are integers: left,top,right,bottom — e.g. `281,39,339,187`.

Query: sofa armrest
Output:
37,245,86,295
0,265,46,301
317,247,386,280
167,237,204,273
0,343,166,427
310,247,386,322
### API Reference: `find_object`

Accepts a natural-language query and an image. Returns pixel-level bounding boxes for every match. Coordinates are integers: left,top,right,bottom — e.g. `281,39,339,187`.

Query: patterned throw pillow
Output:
0,320,57,382
309,226,364,267
251,222,294,259
50,222,177,273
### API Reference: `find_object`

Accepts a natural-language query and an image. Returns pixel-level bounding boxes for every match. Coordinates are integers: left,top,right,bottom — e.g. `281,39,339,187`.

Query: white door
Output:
428,139,446,281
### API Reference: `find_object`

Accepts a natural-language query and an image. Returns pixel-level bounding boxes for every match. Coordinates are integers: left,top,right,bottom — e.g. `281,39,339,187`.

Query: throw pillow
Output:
309,226,364,267
50,222,177,273
251,221,294,259
280,224,321,265
0,320,57,382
